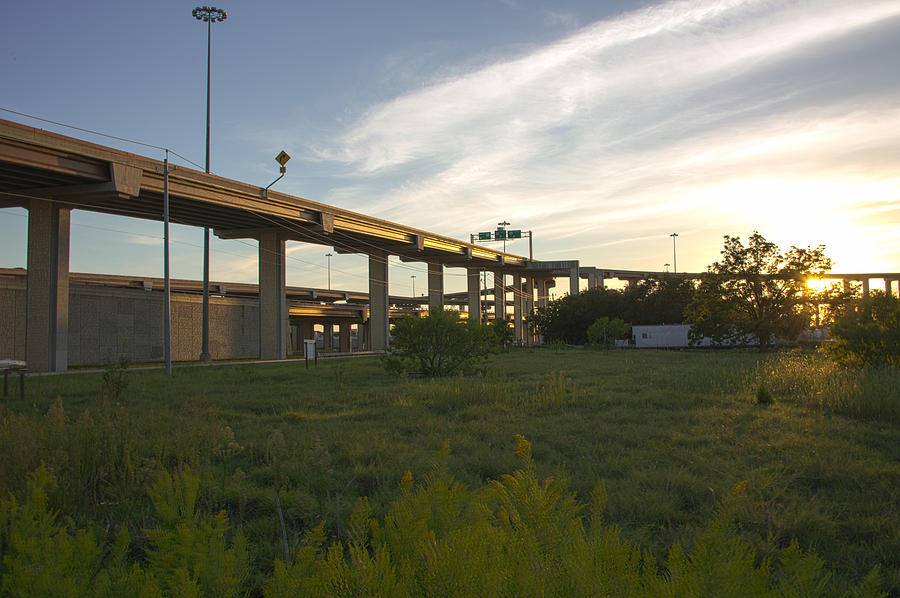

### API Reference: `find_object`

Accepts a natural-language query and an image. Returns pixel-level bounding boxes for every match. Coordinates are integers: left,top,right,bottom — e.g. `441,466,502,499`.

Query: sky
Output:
2,0,899,296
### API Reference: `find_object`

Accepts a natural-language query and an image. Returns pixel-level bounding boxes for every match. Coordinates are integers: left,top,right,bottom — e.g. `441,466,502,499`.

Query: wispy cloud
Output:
306,0,900,272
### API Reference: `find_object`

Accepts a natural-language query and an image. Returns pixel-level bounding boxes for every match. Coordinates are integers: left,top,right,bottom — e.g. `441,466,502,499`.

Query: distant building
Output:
632,324,699,349
631,324,761,348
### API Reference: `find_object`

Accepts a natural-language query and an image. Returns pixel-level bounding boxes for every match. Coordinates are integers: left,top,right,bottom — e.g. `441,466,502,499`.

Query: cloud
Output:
305,0,900,274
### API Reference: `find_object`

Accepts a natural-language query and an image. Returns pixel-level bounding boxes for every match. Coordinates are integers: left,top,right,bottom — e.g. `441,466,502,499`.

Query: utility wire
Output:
0,111,536,299
0,107,205,171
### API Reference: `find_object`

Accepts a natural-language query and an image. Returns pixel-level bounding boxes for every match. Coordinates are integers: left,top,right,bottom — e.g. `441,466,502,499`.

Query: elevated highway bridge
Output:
2,118,896,371
0,118,566,370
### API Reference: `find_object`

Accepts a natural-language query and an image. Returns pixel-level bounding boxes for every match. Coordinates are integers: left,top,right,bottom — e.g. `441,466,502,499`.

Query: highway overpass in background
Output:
0,118,579,371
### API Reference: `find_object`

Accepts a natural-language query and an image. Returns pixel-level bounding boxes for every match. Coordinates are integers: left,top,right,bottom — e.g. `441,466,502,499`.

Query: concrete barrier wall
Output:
0,278,259,365
0,284,26,360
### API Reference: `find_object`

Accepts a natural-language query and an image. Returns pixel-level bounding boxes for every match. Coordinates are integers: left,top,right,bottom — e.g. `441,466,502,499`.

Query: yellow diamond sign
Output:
275,150,291,166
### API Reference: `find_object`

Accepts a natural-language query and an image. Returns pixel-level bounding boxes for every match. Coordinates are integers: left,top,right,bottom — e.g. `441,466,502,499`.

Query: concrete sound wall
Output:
0,277,259,365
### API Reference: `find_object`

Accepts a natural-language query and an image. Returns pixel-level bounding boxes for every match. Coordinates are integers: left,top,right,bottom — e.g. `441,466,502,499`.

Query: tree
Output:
382,310,499,376
620,276,695,325
586,317,631,348
827,291,900,368
685,232,831,349
528,277,694,345
490,317,515,350
528,288,626,345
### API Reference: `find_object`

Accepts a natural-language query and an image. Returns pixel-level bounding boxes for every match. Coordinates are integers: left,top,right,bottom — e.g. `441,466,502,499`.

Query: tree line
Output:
529,232,899,363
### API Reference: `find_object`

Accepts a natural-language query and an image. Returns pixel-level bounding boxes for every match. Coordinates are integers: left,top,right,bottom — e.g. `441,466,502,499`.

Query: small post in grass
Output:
304,339,317,369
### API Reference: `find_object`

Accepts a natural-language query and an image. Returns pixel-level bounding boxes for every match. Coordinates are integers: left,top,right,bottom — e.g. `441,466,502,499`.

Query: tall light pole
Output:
325,252,333,289
410,275,416,298
670,233,679,274
192,5,227,362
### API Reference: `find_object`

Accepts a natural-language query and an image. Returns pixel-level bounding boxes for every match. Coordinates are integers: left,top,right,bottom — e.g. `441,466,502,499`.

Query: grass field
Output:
1,348,897,594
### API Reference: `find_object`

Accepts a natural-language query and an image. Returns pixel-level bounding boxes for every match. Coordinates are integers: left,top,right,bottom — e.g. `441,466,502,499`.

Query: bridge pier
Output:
323,322,334,350
569,264,579,296
339,322,352,352
494,271,506,322
25,200,71,372
258,230,287,360
427,262,444,311
525,276,535,344
467,268,481,323
513,273,523,342
368,251,389,350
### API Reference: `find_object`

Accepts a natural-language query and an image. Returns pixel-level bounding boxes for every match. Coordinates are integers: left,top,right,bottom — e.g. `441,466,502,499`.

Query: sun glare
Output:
806,278,831,292
693,177,899,273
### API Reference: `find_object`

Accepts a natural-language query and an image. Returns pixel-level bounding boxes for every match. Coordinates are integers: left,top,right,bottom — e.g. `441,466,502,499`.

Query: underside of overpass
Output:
0,119,579,371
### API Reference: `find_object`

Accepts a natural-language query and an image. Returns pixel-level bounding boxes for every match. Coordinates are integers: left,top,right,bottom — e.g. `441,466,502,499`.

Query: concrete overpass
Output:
577,266,899,296
0,118,578,371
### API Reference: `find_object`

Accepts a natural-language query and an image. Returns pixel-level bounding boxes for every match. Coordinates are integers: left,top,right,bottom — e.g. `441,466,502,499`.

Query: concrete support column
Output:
885,279,893,296
467,268,481,324
339,322,352,352
368,252,390,350
525,277,535,344
26,200,71,372
358,322,368,351
323,323,334,350
299,320,314,343
862,278,870,297
427,262,444,312
289,324,299,353
513,274,523,343
494,271,505,322
259,230,287,360
538,279,551,309
569,266,580,296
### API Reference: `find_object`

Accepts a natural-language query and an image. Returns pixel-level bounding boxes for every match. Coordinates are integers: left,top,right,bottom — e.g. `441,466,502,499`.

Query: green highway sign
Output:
478,231,492,240
494,228,507,240
507,229,522,239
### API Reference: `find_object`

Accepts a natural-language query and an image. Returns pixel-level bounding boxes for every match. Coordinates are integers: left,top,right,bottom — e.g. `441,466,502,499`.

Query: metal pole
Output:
671,233,678,274
205,18,211,173
528,230,533,260
326,252,333,289
200,16,212,361
164,152,172,375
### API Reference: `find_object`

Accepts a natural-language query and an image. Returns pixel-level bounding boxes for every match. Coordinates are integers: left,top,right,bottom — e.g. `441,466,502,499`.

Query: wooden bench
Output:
0,360,26,399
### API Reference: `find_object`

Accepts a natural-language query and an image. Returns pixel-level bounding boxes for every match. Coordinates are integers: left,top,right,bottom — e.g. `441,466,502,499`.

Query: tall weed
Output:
750,351,899,422
264,438,882,597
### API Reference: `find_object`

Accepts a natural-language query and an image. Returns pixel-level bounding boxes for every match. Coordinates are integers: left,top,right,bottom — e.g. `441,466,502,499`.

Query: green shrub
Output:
490,317,515,350
755,383,774,405
0,465,250,598
101,356,131,402
264,438,881,597
383,309,498,376
587,316,631,348
827,292,900,368
144,468,250,597
0,464,142,598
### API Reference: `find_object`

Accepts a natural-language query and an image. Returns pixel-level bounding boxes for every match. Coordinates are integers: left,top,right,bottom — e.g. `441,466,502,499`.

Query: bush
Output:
490,317,515,350
264,438,882,597
383,309,499,376
586,317,631,348
827,292,900,368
